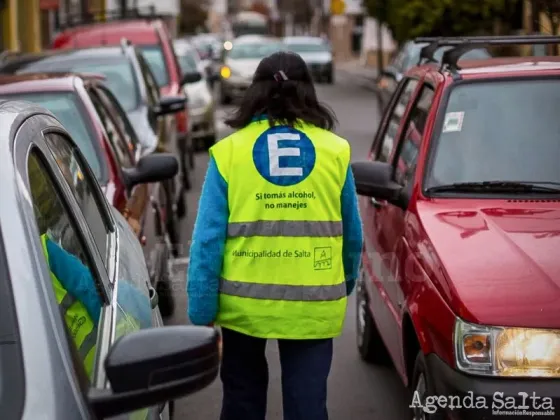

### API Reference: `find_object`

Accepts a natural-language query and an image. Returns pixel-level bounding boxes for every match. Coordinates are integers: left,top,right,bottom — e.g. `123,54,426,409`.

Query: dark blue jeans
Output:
220,328,333,420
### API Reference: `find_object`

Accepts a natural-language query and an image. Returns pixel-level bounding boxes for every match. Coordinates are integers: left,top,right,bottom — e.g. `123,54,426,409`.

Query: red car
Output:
52,18,194,190
352,35,560,419
0,73,181,316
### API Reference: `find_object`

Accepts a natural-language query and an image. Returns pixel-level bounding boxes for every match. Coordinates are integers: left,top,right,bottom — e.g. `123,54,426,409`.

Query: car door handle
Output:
148,286,159,309
371,197,386,208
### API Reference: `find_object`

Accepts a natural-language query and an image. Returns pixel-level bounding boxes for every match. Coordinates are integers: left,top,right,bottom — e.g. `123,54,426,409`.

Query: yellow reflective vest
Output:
210,119,350,339
40,234,97,378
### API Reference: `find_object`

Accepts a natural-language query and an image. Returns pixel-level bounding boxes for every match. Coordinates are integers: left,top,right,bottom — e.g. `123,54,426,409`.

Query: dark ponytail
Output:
225,51,337,131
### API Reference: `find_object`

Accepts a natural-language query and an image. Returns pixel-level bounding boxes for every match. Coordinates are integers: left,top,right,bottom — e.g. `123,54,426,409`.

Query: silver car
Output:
283,36,334,84
0,100,219,420
219,35,285,104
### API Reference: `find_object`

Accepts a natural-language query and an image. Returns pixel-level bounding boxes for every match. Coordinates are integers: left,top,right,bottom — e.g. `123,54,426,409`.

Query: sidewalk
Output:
336,59,379,90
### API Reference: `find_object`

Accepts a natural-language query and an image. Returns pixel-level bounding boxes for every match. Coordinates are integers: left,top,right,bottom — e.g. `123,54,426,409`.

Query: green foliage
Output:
365,0,516,44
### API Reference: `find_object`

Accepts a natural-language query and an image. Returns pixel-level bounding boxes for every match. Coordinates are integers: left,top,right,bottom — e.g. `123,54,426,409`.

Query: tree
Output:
179,0,209,34
366,0,517,45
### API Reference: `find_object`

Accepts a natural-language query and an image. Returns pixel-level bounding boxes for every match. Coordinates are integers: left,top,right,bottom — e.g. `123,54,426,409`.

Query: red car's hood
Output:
417,199,560,328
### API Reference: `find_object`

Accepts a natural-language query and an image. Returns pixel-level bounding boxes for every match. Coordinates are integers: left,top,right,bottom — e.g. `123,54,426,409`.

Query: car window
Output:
88,88,134,168
28,149,105,381
395,86,434,187
69,59,141,112
45,133,111,264
95,86,139,159
375,79,419,162
139,44,170,87
0,91,108,183
136,49,160,108
285,42,329,53
177,50,199,74
227,42,285,59
426,79,560,189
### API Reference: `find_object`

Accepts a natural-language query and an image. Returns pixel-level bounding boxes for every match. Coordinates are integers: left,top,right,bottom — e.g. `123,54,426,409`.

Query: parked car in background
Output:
0,73,182,316
0,98,219,420
0,42,193,217
174,39,217,152
51,18,194,192
189,33,223,82
283,36,334,83
353,36,560,419
375,39,491,110
220,35,285,104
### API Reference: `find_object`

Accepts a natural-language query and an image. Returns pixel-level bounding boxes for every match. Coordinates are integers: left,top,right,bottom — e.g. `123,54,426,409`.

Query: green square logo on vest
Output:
252,126,316,186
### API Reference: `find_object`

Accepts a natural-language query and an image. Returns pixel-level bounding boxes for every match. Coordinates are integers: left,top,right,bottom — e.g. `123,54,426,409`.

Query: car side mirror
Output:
181,71,203,85
122,153,178,189
88,326,220,418
154,95,186,117
351,161,404,207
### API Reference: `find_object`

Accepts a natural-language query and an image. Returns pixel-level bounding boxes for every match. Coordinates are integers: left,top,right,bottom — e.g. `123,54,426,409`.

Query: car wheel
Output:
168,400,175,419
410,352,445,420
220,89,231,105
188,143,195,170
156,271,176,318
164,181,181,254
356,265,392,364
178,141,192,192
204,133,217,150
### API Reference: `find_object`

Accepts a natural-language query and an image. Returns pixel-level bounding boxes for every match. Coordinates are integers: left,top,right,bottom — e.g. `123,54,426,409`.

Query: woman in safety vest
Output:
40,233,153,378
187,51,363,420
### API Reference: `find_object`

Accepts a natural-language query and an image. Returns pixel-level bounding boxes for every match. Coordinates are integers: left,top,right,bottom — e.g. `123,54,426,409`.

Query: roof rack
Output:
57,6,164,31
413,35,560,71
416,41,441,65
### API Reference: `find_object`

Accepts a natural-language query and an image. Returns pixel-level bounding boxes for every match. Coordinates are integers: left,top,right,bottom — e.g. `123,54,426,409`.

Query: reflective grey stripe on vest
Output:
78,328,98,360
220,278,346,301
228,220,343,238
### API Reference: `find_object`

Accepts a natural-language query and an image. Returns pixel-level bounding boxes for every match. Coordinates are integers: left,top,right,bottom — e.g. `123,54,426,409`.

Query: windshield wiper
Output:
426,181,560,194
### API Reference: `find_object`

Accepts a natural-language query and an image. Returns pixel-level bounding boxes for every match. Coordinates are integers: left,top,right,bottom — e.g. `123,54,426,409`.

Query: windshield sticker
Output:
442,112,464,133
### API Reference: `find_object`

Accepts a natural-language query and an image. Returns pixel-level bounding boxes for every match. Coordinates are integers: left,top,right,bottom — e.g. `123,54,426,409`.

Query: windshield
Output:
177,51,198,74
0,92,107,183
285,42,329,53
139,45,169,88
426,79,560,189
70,59,140,112
227,42,284,60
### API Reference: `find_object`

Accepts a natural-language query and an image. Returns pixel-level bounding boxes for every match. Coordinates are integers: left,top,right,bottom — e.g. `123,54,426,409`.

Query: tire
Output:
156,274,175,318
188,143,195,170
179,141,192,191
356,266,392,364
410,352,445,420
168,400,175,419
326,71,334,84
220,89,231,105
164,181,181,256
204,133,217,150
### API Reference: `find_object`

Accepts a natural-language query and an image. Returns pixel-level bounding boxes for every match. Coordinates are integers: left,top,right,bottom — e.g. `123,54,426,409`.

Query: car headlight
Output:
220,65,232,79
454,318,560,377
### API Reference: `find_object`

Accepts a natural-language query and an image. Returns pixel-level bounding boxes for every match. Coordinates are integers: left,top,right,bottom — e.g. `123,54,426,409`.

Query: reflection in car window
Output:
177,50,199,74
70,59,141,112
427,80,560,188
45,133,110,263
27,149,104,381
139,45,170,87
88,89,134,168
0,91,107,183
227,42,285,59
396,86,434,186
377,79,418,162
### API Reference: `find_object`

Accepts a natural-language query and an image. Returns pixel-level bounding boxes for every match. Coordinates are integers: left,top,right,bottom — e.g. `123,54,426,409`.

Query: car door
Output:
88,86,148,239
362,77,420,361
43,132,158,420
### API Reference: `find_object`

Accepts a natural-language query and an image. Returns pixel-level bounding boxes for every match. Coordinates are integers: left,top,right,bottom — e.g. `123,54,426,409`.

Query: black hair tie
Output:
273,70,288,82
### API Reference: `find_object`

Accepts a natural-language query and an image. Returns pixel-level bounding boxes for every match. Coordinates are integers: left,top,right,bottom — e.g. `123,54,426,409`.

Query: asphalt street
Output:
166,71,411,419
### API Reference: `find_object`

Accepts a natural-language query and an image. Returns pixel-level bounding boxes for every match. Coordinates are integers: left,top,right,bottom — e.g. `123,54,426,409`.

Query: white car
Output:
283,36,334,84
219,35,285,104
174,39,217,151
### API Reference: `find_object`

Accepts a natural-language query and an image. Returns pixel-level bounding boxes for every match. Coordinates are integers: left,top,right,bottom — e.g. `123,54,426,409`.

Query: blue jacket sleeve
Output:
116,281,153,329
46,238,103,324
341,166,363,296
187,156,228,325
